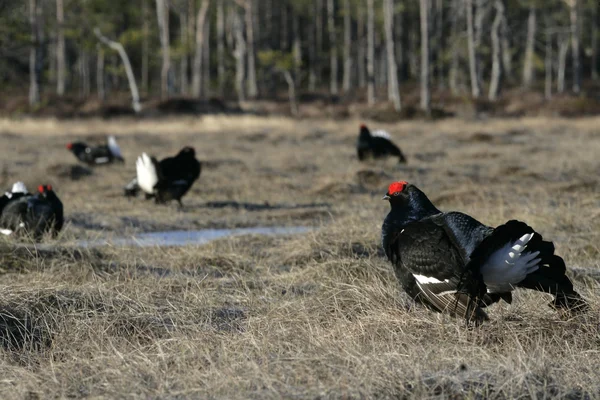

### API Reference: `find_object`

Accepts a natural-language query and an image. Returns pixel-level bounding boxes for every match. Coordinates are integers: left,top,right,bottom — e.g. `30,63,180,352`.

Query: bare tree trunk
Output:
29,0,40,106
419,0,430,112
180,11,189,94
233,10,246,102
383,0,401,111
97,46,105,101
281,4,288,49
474,0,487,85
465,0,480,98
557,34,569,94
435,0,445,89
488,0,504,101
449,0,461,94
367,0,375,104
156,0,171,99
545,30,552,99
569,0,581,93
357,3,366,88
316,0,323,85
217,0,225,96
281,70,299,116
192,0,210,98
94,28,141,112
342,0,352,92
522,6,536,87
142,0,149,93
327,0,338,95
500,14,511,81
203,14,211,98
592,1,598,80
56,0,66,96
292,10,302,82
245,0,258,98
309,6,317,90
81,50,90,98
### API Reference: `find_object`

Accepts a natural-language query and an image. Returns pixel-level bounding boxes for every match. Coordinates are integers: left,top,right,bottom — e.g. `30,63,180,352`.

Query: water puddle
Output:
77,226,313,248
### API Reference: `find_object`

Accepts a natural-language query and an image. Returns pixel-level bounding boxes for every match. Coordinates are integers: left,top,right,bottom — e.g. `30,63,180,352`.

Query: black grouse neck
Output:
388,185,440,225
359,128,372,143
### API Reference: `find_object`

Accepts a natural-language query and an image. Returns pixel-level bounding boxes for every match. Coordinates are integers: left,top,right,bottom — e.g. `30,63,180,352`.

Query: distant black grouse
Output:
357,124,407,163
0,184,64,239
124,146,201,207
67,136,124,165
381,181,586,323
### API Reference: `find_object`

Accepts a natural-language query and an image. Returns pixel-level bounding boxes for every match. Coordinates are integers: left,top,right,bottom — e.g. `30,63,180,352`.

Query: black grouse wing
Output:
385,214,488,322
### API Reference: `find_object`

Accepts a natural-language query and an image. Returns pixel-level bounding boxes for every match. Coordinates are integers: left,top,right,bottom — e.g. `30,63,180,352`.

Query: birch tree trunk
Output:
97,46,105,101
29,0,40,106
419,0,430,113
308,5,317,90
316,0,323,85
557,34,569,94
384,0,401,111
233,10,246,102
342,0,352,92
357,3,366,88
327,0,338,95
203,15,211,98
142,0,149,92
522,6,536,87
545,30,552,99
500,14,511,81
192,0,210,98
465,0,481,98
56,0,66,96
569,0,581,93
292,10,302,82
245,0,258,98
449,0,461,94
94,28,141,112
180,12,189,94
217,0,225,96
488,0,504,101
367,0,375,104
156,0,171,99
592,1,598,80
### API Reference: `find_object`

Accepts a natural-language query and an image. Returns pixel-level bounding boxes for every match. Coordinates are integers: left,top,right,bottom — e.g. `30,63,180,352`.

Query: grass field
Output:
0,115,599,398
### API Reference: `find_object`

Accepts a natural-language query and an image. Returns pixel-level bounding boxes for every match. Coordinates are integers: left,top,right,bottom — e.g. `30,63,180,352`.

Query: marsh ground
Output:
0,115,599,398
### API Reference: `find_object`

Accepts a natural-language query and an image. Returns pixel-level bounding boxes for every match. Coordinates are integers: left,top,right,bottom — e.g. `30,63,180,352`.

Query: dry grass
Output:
0,115,599,398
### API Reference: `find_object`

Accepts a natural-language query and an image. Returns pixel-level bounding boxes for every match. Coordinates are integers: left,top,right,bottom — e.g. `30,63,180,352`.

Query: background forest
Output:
0,0,598,117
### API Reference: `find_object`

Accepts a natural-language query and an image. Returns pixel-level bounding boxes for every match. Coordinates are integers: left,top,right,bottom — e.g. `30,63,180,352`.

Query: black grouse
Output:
0,182,30,224
124,146,201,207
357,124,407,163
67,136,124,165
381,181,586,323
0,184,64,239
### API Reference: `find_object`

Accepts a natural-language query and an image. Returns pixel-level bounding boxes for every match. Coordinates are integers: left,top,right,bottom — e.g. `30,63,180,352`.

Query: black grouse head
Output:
37,184,55,198
66,142,88,154
382,181,440,217
178,146,196,158
359,124,372,142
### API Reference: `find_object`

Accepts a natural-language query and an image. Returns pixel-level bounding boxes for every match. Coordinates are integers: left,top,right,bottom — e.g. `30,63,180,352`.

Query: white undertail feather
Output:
481,233,541,292
371,130,392,139
136,153,158,195
11,182,27,194
414,274,448,285
107,136,123,159
0,229,13,236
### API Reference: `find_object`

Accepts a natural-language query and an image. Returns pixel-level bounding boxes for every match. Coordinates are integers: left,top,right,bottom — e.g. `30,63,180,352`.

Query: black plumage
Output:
381,181,586,323
0,185,63,240
66,136,124,165
124,146,201,207
357,124,407,163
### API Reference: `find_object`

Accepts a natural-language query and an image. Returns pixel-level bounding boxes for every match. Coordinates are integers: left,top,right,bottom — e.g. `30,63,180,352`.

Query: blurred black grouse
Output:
357,124,407,163
0,184,63,239
67,136,124,165
381,181,586,323
124,146,201,207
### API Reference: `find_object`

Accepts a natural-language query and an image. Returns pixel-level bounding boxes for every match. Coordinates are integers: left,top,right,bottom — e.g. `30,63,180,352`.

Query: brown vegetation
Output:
0,116,598,398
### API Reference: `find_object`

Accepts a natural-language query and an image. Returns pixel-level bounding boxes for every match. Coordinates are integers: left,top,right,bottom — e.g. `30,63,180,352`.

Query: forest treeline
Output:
0,0,598,115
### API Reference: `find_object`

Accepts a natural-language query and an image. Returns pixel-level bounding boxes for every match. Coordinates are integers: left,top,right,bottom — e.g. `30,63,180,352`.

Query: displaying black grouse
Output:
357,124,407,163
381,181,586,323
0,185,64,239
67,136,124,165
124,146,201,207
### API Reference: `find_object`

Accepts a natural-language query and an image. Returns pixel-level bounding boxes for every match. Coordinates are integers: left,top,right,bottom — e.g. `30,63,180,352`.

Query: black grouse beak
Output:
382,194,391,200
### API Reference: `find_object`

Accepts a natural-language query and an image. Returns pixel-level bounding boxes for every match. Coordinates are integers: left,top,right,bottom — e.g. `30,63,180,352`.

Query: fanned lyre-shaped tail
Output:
136,153,159,195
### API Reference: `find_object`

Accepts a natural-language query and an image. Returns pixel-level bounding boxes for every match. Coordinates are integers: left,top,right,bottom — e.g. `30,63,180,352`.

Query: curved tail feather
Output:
136,153,159,195
108,136,124,161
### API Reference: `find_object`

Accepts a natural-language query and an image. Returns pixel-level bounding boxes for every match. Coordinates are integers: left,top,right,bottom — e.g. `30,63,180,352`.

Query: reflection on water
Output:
78,226,313,248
